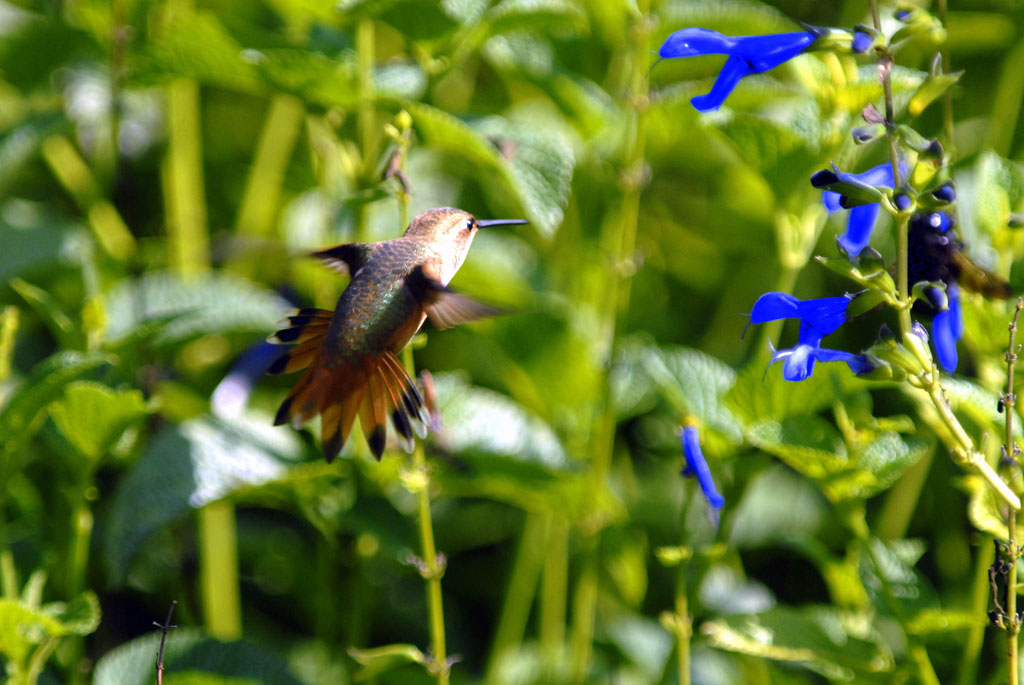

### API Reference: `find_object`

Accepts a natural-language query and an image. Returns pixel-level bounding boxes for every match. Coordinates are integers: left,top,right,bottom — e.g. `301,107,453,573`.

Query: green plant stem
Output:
198,499,241,639
1003,300,1022,685
869,0,1021,512
540,515,568,662
568,4,650,680
960,537,994,685
674,563,691,685
357,16,377,178
485,513,547,680
231,94,304,275
402,347,449,684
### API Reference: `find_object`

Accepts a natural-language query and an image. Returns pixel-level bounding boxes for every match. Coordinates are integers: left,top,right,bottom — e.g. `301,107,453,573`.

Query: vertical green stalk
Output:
231,94,305,276
568,3,650,680
540,516,568,661
960,538,995,685
674,561,691,685
1002,300,1022,685
162,0,239,641
356,16,377,178
485,513,547,680
403,348,449,685
165,76,210,276
198,499,241,639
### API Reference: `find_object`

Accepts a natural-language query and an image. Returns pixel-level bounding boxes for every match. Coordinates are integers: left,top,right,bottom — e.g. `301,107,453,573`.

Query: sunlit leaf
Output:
0,351,111,455
348,643,425,680
127,12,261,90
639,344,744,442
0,600,66,663
908,72,961,117
104,414,301,583
702,606,894,679
729,465,828,547
104,272,290,346
10,276,81,350
905,608,985,635
485,0,587,36
49,381,149,460
0,200,84,286
407,103,573,237
860,537,937,618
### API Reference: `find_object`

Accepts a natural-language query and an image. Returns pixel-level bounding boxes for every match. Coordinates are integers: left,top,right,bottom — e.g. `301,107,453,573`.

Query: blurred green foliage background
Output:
2,0,1024,683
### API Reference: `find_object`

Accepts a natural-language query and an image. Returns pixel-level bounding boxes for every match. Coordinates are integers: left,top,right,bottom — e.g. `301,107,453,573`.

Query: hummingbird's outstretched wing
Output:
405,264,502,330
311,242,373,276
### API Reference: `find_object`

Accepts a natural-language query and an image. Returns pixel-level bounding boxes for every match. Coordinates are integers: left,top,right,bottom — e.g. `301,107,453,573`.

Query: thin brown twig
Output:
154,600,178,685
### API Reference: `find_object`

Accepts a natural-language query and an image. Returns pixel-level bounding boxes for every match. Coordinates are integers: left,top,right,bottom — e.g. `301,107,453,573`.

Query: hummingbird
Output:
267,207,527,462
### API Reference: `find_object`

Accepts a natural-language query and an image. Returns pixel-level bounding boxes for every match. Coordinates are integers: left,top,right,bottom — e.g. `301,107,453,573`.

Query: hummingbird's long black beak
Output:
477,218,529,228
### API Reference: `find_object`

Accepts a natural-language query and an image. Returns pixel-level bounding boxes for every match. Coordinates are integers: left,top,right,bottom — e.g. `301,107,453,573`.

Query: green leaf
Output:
860,537,937,618
93,628,303,685
348,643,426,680
0,112,67,196
639,344,743,442
49,381,149,460
846,433,929,497
0,199,84,286
254,51,426,107
485,0,587,36
407,104,574,237
432,372,567,467
127,12,261,90
0,351,111,456
702,605,894,679
908,72,962,117
727,360,847,424
0,599,66,663
729,465,828,548
905,608,985,635
746,416,848,484
10,277,81,350
49,591,101,636
104,414,301,583
104,272,290,346
973,151,1024,236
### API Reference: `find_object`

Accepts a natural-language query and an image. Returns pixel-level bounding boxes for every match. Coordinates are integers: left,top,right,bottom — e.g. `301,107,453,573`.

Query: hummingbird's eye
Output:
465,218,475,232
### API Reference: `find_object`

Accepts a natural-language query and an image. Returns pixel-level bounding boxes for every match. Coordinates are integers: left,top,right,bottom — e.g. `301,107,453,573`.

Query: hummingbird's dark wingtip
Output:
476,218,529,228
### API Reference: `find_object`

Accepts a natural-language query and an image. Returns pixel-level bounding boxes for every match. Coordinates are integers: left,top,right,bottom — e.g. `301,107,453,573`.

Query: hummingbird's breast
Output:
324,238,436,360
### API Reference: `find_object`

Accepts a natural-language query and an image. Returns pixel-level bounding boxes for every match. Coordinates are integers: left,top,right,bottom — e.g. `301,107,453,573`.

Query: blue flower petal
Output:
750,292,850,344
932,283,962,372
838,203,881,254
660,28,816,111
732,32,816,71
659,28,736,58
691,54,751,112
681,426,725,509
750,292,801,323
770,344,870,381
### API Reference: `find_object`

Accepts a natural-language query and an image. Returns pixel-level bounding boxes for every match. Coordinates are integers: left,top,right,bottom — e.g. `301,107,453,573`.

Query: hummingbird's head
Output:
404,208,527,284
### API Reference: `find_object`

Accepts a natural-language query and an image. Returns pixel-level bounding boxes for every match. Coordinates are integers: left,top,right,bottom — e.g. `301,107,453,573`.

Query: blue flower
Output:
680,425,725,509
212,342,284,418
749,292,872,380
768,343,873,381
659,28,817,112
750,291,851,345
821,163,895,255
932,282,962,372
